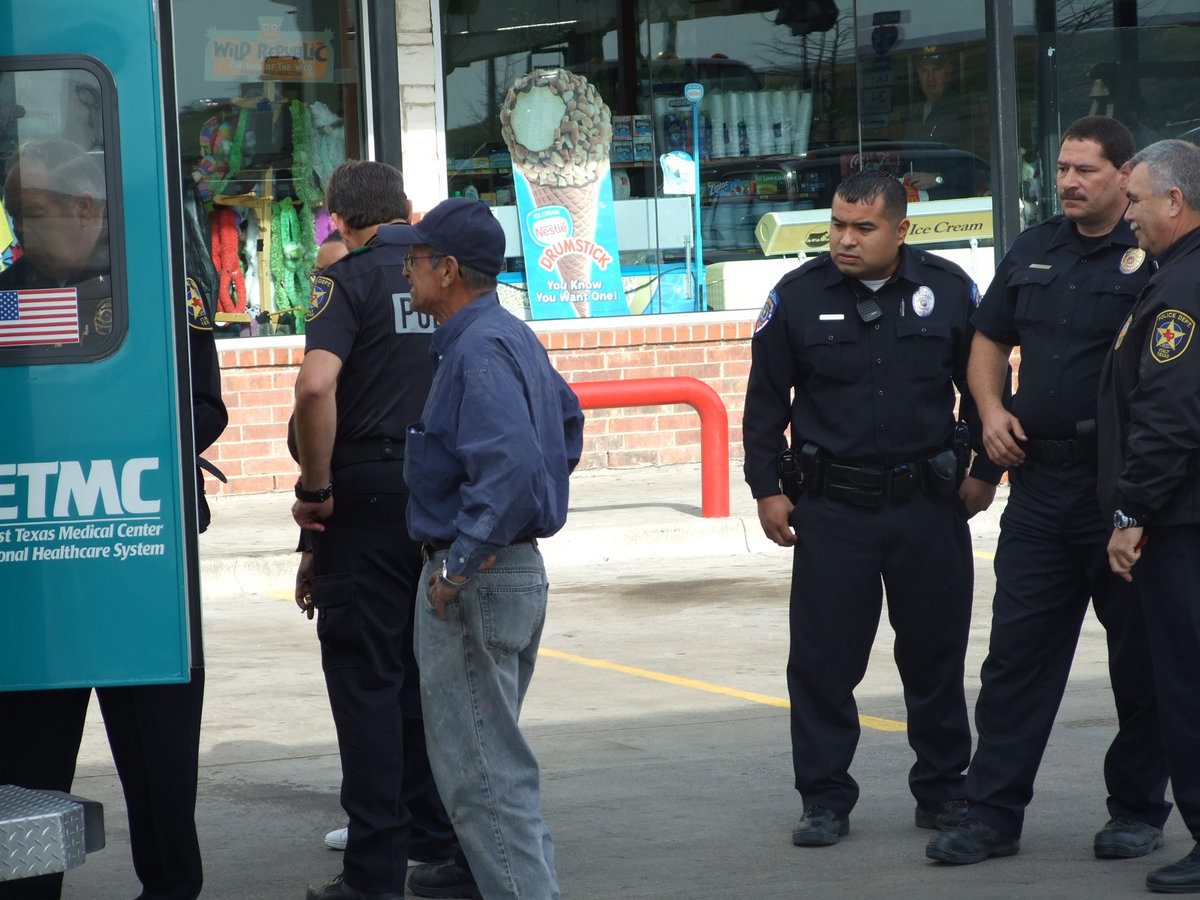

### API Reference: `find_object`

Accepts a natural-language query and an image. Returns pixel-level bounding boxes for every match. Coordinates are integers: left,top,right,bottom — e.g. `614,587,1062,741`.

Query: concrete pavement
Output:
55,463,1188,899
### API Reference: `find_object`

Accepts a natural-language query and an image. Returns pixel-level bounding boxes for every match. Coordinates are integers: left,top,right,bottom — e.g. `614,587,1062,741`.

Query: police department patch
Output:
755,290,779,334
1150,309,1194,363
1113,313,1132,350
93,297,112,336
185,277,213,330
308,275,335,322
970,282,981,308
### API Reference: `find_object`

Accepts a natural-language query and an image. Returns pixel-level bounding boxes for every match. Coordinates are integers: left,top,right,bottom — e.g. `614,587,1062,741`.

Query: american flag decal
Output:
0,287,80,346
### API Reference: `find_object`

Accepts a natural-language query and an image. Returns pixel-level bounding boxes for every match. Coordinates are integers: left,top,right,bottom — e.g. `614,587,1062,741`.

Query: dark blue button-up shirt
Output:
405,293,584,576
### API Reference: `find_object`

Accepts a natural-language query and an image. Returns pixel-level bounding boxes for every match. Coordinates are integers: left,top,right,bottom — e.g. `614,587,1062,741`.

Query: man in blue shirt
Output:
379,198,584,900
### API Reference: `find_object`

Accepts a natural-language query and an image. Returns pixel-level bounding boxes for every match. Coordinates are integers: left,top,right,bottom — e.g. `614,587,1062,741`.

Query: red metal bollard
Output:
569,377,730,518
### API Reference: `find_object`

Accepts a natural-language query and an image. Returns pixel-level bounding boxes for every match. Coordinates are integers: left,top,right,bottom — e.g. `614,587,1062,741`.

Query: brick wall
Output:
207,311,757,495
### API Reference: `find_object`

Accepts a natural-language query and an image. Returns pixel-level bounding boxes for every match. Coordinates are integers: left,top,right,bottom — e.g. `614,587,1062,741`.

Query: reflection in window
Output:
171,0,364,338
0,65,122,364
1014,1,1200,229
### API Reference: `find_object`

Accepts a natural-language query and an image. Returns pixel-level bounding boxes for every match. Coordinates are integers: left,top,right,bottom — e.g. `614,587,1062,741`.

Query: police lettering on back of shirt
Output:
303,239,435,445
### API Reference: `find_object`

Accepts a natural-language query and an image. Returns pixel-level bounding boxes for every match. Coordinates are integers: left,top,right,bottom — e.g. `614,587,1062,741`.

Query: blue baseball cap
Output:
378,197,506,276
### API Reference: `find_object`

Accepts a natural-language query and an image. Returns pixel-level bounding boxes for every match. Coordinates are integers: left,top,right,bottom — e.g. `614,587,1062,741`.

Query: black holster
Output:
778,448,802,503
920,448,960,496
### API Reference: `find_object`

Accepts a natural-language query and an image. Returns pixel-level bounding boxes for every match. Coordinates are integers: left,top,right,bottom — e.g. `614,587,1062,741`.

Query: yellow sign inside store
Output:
756,197,994,257
206,18,333,82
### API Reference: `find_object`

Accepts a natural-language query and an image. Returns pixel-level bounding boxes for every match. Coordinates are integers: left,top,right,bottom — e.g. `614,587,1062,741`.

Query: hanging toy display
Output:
197,108,249,199
289,100,325,210
308,100,346,191
270,199,309,335
243,212,261,330
210,206,247,316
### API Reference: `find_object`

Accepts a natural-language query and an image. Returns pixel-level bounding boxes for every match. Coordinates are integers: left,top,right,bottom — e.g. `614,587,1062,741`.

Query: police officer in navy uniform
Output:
744,170,1002,847
0,173,226,900
1099,138,1200,894
291,160,455,900
927,116,1170,867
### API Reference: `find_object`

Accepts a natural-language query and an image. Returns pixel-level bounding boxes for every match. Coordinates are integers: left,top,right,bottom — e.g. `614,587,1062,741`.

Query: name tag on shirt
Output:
819,313,845,321
393,293,437,334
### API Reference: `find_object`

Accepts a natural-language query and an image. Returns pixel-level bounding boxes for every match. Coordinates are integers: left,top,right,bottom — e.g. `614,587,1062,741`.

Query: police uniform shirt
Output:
1098,225,1200,526
304,236,435,442
744,244,996,498
973,215,1149,439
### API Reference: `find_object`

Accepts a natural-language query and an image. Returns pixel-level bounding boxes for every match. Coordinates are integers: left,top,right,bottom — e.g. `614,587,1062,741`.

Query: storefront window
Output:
171,0,365,338
442,1,999,319
0,59,127,365
1015,0,1200,229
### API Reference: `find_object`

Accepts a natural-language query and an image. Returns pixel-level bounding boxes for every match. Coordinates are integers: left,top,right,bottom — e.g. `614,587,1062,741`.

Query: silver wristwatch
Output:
1112,509,1143,530
438,558,468,590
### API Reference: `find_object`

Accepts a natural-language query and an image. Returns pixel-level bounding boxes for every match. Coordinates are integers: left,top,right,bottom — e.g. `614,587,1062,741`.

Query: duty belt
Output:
1023,438,1087,463
331,436,403,470
1022,419,1097,464
795,444,961,509
820,460,922,508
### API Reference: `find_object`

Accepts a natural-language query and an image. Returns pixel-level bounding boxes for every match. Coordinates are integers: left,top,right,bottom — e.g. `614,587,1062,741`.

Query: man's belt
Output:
421,536,537,562
1023,437,1086,463
790,444,960,509
331,437,403,470
1023,419,1097,464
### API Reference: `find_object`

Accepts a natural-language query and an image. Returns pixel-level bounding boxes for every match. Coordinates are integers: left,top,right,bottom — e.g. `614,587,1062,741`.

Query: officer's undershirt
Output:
859,278,889,292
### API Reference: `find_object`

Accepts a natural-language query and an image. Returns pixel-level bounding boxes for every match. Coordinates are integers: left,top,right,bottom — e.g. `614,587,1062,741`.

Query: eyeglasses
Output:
403,252,441,271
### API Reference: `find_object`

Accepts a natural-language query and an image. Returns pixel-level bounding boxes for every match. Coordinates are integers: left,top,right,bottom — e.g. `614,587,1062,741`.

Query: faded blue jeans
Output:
415,541,560,900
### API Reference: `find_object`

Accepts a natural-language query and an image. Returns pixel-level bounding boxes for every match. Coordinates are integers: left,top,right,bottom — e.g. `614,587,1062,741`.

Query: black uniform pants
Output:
965,462,1169,837
787,488,973,817
0,672,205,900
310,463,454,894
1133,523,1200,839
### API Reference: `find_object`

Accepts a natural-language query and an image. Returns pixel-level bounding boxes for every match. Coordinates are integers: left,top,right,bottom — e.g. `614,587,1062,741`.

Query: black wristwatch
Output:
295,480,333,503
1112,509,1143,530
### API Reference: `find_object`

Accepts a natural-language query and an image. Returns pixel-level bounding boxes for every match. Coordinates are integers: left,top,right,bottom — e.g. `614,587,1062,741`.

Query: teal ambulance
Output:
1,0,201,878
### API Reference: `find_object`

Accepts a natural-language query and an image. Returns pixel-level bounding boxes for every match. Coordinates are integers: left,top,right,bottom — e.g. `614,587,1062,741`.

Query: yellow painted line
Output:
269,585,961,735
539,648,907,733
975,550,995,560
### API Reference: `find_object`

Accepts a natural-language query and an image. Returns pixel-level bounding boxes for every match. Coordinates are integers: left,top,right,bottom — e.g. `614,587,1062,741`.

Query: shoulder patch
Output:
754,290,780,334
185,277,213,330
1149,309,1194,364
308,275,336,322
1113,313,1132,350
970,282,981,307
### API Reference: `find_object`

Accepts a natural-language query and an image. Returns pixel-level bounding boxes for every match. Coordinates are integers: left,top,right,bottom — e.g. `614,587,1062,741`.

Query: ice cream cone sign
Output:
501,68,630,319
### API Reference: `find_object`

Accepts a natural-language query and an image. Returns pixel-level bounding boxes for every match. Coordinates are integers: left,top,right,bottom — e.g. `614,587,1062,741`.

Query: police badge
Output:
912,286,935,317
1119,248,1146,274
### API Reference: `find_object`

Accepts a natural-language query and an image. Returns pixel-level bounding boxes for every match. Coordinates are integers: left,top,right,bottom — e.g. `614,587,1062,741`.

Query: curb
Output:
200,514,773,596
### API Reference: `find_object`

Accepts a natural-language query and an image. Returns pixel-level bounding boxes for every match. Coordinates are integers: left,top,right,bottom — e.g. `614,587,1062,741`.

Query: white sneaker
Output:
324,827,348,851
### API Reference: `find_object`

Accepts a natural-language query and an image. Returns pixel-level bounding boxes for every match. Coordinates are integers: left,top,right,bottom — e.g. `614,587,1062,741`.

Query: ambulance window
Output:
0,58,125,365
